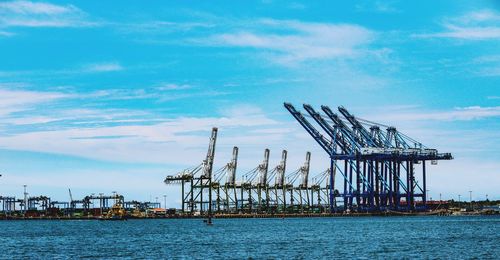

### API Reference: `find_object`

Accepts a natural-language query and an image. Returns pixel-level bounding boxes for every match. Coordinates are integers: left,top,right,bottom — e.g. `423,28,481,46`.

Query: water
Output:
0,216,498,259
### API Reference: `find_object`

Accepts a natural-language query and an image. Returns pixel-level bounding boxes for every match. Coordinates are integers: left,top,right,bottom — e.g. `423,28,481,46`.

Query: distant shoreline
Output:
1,210,498,221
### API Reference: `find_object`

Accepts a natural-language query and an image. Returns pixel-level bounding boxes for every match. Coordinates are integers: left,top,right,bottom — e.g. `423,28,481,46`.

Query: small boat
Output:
99,202,127,221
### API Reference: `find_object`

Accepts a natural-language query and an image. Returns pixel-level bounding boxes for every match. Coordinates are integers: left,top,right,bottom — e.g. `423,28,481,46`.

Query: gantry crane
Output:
284,103,452,213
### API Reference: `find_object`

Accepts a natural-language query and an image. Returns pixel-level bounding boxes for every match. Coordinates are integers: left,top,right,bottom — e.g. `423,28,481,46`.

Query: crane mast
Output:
258,149,270,186
275,150,287,187
225,146,238,185
300,152,311,188
203,127,218,178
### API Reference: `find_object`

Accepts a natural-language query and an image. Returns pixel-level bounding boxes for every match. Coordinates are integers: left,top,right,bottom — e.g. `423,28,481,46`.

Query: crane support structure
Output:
284,103,452,213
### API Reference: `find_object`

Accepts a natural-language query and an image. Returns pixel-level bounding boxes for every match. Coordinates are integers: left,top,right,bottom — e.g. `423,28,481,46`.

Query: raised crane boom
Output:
300,152,311,188
284,103,335,154
258,149,270,186
337,106,377,147
225,146,238,185
202,127,218,178
275,150,287,187
303,104,352,154
321,105,364,150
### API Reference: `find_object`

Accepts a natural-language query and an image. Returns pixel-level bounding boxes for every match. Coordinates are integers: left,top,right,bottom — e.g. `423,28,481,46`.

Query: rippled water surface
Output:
0,216,499,259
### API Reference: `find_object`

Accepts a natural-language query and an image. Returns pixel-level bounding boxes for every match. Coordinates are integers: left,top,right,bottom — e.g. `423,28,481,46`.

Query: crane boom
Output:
203,127,218,178
225,146,238,185
258,149,270,186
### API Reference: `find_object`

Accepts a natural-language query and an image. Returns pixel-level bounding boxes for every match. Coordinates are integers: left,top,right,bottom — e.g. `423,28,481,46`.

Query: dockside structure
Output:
164,103,452,215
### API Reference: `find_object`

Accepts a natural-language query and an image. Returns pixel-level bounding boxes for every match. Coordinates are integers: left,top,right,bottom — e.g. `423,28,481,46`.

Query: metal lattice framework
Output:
284,103,453,212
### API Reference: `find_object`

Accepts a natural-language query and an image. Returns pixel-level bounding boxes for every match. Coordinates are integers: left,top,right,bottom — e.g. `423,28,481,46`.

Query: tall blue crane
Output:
284,102,452,213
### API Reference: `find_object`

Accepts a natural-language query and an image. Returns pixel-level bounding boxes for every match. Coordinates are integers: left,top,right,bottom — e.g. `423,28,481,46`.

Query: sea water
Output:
0,216,498,259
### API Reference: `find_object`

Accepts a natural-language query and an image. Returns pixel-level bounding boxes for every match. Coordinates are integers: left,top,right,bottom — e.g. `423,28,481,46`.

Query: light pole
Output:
99,193,104,211
23,184,28,213
163,195,167,209
458,194,461,208
469,191,473,211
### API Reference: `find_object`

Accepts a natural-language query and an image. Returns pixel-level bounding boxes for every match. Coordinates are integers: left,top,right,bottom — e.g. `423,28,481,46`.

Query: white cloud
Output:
472,55,500,76
477,67,500,77
0,88,69,117
118,20,214,34
0,0,95,28
418,25,500,40
473,54,500,63
0,112,282,165
368,106,500,122
413,9,500,40
0,62,126,79
355,1,400,14
203,19,375,64
454,9,500,24
287,2,306,10
83,62,123,72
156,83,192,91
80,85,226,102
0,30,15,36
0,0,76,15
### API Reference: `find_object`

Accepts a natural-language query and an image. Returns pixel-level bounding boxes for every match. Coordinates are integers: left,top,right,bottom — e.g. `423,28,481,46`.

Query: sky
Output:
0,0,499,206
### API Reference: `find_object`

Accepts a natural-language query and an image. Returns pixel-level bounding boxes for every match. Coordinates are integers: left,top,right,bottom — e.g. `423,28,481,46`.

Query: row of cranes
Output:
0,191,161,217
164,127,336,215
165,103,452,215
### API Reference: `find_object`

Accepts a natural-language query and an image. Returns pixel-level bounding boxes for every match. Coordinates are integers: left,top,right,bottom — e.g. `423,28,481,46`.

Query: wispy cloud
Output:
0,108,281,164
118,20,214,34
0,87,69,117
81,85,226,103
287,2,306,10
0,61,125,80
0,30,15,37
200,19,375,65
477,67,500,77
0,0,96,28
472,55,500,77
0,83,230,129
413,9,500,40
82,62,124,73
0,0,76,14
155,83,192,91
355,1,400,14
368,106,500,122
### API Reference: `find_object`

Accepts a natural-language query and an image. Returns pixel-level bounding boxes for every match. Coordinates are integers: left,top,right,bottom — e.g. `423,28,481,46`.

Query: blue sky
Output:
0,0,499,205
